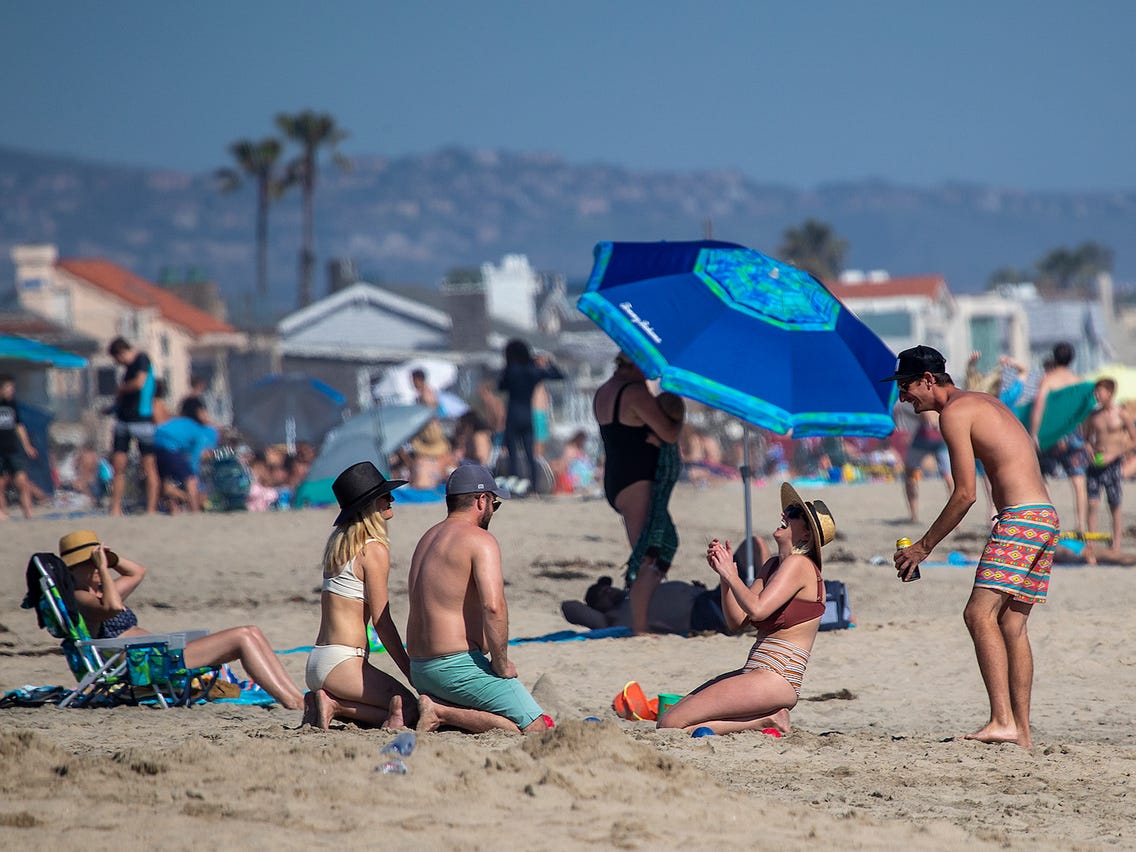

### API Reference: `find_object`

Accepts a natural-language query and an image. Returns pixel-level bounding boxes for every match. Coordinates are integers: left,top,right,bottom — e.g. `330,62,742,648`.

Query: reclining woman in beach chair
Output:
23,550,224,708
657,484,835,737
58,529,305,711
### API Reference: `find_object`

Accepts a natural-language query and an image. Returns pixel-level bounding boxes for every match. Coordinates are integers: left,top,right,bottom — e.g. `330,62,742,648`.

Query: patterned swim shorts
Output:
974,504,1060,605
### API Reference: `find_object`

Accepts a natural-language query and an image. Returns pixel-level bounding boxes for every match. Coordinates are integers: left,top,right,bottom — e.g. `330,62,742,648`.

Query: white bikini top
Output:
322,539,382,601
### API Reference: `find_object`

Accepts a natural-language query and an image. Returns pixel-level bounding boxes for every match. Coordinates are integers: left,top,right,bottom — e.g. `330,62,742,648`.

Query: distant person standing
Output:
0,374,39,520
885,345,1058,749
498,339,563,494
901,411,954,523
107,337,159,516
1083,378,1136,560
1030,342,1089,533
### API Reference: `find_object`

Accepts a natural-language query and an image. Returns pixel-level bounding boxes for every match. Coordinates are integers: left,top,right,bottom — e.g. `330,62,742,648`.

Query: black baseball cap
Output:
445,463,511,499
880,345,947,382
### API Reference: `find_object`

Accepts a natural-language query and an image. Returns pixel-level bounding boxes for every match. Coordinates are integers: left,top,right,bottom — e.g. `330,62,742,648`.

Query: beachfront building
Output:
828,272,957,361
9,243,246,445
829,271,1036,373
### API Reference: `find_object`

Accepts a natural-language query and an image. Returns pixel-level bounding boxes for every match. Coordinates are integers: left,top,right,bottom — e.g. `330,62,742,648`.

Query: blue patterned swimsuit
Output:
97,607,139,639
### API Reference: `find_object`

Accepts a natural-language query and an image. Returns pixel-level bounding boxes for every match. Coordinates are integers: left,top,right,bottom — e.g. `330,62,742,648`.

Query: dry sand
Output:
1,479,1134,849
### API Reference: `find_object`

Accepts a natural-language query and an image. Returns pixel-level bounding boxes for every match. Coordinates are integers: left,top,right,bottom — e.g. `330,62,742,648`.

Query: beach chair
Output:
21,553,223,708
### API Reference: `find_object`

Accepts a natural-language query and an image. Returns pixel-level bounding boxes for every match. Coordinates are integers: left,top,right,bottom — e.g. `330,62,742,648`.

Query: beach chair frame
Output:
27,554,221,708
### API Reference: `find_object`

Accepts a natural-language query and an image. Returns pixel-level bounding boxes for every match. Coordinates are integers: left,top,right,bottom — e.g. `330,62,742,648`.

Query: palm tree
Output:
215,138,286,299
776,219,848,283
1035,242,1114,294
275,110,350,309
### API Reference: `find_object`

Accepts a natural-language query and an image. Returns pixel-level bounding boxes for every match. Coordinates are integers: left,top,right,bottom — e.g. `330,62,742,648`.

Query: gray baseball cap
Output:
445,463,511,499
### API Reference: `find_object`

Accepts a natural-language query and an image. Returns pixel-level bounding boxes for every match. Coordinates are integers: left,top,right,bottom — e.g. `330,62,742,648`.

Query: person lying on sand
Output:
561,538,771,635
59,529,304,710
406,464,551,733
657,484,834,737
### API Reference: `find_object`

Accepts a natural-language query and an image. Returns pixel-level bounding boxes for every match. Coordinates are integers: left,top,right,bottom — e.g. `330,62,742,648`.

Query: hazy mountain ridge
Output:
2,144,1133,316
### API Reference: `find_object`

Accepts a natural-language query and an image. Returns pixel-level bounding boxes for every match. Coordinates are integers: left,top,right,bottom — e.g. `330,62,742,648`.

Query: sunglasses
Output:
492,499,502,512
784,503,805,520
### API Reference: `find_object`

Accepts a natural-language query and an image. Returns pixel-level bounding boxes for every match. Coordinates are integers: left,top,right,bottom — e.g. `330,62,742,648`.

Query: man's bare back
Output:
406,517,503,661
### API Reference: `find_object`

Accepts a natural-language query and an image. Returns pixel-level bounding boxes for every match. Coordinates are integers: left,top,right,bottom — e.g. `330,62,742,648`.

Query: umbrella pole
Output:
741,422,755,585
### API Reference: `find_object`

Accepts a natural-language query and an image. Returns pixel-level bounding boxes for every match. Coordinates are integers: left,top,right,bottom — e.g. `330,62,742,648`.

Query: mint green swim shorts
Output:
410,650,543,728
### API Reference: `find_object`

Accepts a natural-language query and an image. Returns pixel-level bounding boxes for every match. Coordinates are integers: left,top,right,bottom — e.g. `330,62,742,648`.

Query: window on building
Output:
860,310,912,338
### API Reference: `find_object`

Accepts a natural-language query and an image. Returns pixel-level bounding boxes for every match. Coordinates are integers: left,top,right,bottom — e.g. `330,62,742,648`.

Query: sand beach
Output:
1,478,1133,849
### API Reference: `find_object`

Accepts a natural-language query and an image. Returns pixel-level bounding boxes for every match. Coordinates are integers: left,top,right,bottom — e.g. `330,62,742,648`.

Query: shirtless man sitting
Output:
407,464,550,733
1083,378,1136,561
885,346,1060,749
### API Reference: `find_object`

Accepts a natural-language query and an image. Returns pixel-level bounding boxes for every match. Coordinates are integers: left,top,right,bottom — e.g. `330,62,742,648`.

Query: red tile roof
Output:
57,259,236,336
827,275,950,302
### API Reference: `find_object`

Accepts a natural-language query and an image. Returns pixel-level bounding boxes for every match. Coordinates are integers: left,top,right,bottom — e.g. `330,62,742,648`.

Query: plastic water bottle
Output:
382,731,416,757
377,731,415,774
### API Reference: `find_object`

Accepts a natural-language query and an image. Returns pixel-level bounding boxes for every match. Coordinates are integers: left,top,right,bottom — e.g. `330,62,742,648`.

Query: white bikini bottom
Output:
305,644,366,691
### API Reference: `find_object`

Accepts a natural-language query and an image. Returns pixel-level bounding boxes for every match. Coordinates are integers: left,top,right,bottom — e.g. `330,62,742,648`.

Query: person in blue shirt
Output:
153,398,218,513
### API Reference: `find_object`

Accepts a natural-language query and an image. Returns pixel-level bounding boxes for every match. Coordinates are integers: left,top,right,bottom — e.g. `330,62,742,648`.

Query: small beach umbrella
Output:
577,240,898,579
233,373,347,452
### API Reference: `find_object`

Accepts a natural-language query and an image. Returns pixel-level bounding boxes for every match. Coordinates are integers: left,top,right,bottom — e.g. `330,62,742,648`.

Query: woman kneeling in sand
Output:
304,462,419,730
60,529,305,710
657,483,834,736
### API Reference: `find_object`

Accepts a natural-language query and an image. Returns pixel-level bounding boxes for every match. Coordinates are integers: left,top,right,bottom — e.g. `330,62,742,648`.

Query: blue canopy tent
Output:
0,335,88,368
0,335,89,498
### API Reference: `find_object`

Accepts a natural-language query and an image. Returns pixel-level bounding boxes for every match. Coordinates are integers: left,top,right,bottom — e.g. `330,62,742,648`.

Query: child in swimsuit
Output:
657,483,835,736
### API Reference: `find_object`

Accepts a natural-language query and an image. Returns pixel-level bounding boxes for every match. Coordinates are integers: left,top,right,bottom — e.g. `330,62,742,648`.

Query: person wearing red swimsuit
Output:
657,483,835,736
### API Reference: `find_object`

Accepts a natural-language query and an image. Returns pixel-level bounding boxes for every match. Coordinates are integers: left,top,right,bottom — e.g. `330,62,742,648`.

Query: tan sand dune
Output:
1,479,1133,849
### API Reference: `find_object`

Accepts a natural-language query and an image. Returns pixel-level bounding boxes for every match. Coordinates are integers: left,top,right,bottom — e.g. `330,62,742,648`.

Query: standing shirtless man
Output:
1083,378,1136,559
407,464,550,733
884,346,1059,749
1030,342,1089,533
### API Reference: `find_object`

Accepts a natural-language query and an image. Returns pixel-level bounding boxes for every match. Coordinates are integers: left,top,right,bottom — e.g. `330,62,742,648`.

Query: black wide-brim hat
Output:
332,461,407,526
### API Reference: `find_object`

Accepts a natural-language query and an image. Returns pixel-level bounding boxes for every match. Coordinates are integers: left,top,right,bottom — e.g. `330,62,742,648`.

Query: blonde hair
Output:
322,500,390,576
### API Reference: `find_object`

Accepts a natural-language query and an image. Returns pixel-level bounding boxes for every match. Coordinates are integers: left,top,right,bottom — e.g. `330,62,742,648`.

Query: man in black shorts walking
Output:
107,337,159,515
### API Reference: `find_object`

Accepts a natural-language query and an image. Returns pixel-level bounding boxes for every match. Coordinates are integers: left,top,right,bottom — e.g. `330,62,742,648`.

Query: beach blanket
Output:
0,679,276,708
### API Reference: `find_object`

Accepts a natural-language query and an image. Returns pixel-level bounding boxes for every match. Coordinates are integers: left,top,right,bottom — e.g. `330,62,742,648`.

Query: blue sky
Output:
2,1,1132,190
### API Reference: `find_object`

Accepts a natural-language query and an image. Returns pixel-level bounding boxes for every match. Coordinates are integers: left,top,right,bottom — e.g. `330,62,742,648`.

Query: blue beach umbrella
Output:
234,373,348,452
577,240,898,578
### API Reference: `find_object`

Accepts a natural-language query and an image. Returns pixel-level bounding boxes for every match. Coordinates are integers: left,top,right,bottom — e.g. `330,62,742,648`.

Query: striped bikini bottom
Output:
742,636,811,697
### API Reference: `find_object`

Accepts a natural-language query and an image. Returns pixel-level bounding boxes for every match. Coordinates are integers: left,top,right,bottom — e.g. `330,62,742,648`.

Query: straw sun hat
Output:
780,482,836,569
58,530,119,568
410,420,451,458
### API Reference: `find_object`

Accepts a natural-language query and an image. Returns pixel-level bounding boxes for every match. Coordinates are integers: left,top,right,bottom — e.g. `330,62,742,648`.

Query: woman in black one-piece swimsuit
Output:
593,354,682,633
